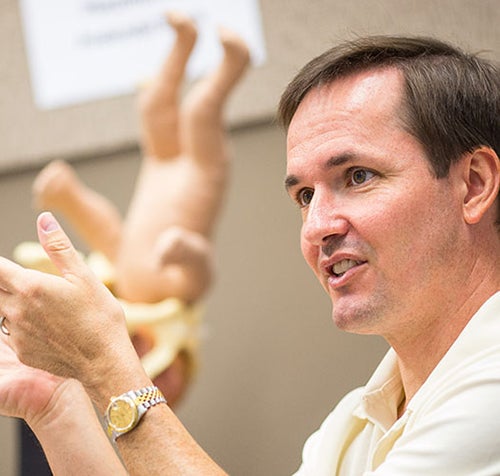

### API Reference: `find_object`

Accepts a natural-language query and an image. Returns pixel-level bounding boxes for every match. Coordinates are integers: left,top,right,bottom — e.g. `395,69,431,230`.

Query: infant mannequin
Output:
27,12,250,405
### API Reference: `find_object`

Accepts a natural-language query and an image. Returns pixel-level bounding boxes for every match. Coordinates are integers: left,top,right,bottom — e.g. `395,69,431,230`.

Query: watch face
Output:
107,396,138,432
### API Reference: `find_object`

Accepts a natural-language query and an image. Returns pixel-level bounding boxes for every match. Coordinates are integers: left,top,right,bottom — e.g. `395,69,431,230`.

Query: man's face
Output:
285,68,465,343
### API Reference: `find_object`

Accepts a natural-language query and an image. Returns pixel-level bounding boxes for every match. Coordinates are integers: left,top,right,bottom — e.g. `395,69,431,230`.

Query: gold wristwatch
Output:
104,385,166,441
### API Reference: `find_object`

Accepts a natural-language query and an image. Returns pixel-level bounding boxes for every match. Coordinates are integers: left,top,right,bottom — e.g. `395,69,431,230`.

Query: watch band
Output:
105,385,167,441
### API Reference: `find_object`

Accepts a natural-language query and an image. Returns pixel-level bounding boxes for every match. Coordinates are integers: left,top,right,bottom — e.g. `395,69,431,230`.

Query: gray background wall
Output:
0,1,498,475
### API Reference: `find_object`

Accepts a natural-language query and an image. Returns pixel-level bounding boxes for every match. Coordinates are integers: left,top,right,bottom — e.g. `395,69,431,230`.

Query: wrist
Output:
83,341,152,413
28,378,129,475
27,378,88,435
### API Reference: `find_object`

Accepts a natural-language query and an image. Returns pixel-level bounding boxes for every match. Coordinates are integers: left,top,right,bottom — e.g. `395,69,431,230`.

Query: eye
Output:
348,168,375,186
296,188,314,207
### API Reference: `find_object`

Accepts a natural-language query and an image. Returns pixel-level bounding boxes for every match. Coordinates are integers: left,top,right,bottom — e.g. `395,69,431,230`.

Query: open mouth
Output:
330,259,364,278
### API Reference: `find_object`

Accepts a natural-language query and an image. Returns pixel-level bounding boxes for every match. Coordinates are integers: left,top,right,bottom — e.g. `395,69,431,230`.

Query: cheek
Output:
300,233,317,270
300,233,311,266
375,191,458,270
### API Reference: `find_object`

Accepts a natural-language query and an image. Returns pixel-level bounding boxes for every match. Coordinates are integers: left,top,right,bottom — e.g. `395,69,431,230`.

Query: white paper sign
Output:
19,0,266,110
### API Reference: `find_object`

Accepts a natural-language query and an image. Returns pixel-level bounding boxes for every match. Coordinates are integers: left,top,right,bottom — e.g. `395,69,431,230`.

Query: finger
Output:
0,256,25,294
180,27,250,165
139,12,197,158
36,212,88,280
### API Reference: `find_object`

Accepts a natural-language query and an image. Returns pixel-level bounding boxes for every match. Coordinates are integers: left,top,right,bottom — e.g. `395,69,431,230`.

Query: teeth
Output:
332,259,359,276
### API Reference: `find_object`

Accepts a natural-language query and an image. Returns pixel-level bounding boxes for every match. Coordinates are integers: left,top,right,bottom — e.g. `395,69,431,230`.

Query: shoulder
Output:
380,347,500,474
411,344,500,419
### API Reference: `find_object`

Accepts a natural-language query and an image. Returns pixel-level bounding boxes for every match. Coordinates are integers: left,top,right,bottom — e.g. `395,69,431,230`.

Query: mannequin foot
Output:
218,26,251,78
33,160,81,211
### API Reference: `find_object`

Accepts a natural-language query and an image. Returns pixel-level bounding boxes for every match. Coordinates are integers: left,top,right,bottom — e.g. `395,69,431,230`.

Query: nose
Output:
301,191,349,251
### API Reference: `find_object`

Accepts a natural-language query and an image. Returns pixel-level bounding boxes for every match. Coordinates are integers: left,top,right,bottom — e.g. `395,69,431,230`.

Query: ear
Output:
462,147,500,225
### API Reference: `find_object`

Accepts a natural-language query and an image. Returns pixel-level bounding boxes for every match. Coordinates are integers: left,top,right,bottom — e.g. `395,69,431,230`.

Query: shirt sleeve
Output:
292,388,365,476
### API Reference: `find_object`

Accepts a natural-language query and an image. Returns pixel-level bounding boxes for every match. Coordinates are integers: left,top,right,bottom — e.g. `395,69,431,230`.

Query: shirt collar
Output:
353,348,404,432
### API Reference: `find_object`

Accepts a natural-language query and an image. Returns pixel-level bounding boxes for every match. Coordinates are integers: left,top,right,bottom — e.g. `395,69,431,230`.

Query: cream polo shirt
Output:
293,292,500,476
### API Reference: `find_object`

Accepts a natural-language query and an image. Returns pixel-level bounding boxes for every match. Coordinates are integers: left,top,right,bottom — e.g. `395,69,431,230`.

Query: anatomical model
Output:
16,12,249,405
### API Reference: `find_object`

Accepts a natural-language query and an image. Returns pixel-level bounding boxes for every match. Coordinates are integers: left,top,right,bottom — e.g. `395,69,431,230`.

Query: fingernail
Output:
39,212,60,233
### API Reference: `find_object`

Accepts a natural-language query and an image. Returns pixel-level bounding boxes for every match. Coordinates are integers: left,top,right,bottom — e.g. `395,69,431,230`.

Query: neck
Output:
389,282,498,408
391,226,500,407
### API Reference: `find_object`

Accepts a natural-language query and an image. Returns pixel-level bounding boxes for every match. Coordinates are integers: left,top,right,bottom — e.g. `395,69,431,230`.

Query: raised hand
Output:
0,212,146,401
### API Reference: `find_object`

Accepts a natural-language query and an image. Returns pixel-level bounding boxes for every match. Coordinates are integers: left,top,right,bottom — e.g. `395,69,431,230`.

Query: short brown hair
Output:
278,36,499,222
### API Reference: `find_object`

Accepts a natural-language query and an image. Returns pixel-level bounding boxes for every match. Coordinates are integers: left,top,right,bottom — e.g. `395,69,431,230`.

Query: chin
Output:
331,297,382,335
332,316,375,335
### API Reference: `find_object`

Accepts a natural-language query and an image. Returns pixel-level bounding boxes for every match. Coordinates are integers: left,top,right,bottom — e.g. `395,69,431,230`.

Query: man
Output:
0,35,498,475
279,36,499,474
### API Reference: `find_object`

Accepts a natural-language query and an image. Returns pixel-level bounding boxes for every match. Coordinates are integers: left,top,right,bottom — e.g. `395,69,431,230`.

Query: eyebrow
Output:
284,174,299,190
284,152,355,191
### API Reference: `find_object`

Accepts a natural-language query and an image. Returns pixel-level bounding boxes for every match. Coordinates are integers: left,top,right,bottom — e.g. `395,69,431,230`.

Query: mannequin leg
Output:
33,160,123,262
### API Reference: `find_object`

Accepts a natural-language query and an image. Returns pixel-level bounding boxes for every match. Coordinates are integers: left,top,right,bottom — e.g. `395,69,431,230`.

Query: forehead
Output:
286,68,406,162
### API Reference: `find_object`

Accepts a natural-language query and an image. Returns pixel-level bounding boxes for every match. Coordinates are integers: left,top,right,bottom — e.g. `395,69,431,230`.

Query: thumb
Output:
36,212,86,279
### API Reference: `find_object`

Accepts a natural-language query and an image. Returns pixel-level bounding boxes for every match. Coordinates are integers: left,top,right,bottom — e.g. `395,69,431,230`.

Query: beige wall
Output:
0,417,16,476
0,0,498,475
1,0,498,172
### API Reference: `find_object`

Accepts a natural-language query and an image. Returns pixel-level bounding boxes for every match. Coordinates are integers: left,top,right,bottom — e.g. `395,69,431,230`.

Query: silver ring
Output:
0,316,10,336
